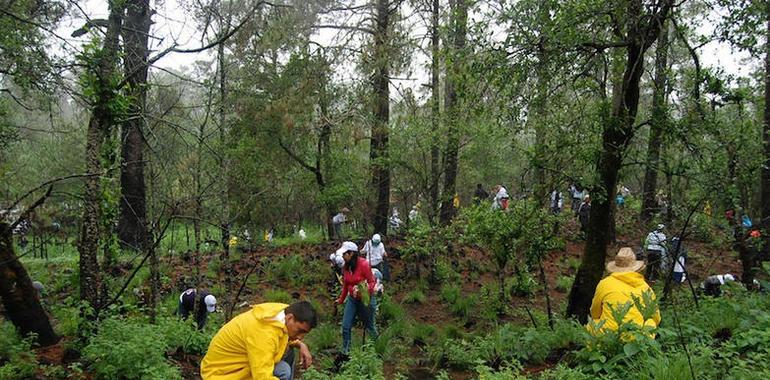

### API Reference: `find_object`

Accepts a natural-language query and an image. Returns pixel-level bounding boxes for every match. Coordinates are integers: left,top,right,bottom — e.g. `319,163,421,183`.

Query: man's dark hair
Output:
477,183,482,188
286,301,318,328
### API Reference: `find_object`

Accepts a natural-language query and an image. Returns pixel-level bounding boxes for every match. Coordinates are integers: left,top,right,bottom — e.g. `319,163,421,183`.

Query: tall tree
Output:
763,0,770,230
78,0,125,319
117,0,152,251
370,0,392,235
428,0,441,224
567,0,674,322
641,20,671,223
439,0,468,225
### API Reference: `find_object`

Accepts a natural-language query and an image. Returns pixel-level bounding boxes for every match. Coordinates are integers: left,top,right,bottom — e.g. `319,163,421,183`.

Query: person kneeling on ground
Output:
703,274,736,297
336,241,377,355
201,301,317,380
178,288,217,329
589,247,661,337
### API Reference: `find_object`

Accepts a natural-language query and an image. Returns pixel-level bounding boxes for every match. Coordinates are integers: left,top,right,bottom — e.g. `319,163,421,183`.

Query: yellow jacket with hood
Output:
589,272,661,335
201,303,289,380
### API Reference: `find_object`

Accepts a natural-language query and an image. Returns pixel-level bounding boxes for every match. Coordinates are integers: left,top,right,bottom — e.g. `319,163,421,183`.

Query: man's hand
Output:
298,341,313,369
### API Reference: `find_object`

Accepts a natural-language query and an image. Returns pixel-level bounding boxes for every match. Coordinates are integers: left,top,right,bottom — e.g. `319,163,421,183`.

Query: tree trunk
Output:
761,1,770,233
218,31,231,260
532,2,552,204
0,223,59,346
118,0,151,251
370,0,392,235
641,20,669,224
566,0,672,322
439,0,467,225
428,0,441,225
79,0,124,319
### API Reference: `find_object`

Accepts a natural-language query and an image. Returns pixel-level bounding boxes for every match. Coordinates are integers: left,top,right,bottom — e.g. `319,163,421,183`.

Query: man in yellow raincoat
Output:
201,301,318,380
589,247,661,337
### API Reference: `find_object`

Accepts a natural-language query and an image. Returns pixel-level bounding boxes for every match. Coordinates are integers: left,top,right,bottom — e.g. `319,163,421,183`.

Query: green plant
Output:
403,289,426,304
305,323,338,351
508,272,537,297
440,283,461,304
263,288,294,304
555,275,573,293
83,318,181,379
0,321,39,380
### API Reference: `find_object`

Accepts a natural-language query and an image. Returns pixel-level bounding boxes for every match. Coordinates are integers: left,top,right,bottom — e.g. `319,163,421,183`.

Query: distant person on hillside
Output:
201,301,317,380
589,247,661,337
670,236,687,284
703,274,736,297
409,205,419,222
362,233,389,281
615,192,625,208
492,185,510,210
389,209,402,231
550,189,563,214
577,195,591,238
570,184,585,215
336,241,377,355
332,208,349,240
298,228,307,240
473,183,489,205
32,280,45,300
178,288,217,329
644,224,667,282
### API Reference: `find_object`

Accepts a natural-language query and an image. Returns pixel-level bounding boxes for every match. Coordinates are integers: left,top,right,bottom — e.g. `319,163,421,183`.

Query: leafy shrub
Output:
83,318,181,380
450,295,477,320
157,317,214,355
435,257,462,283
0,321,39,380
377,296,406,323
508,272,537,297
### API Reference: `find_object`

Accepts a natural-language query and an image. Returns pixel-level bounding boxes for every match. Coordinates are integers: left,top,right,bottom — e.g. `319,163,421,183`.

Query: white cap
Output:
204,294,217,312
329,252,344,268
372,234,381,243
335,241,359,256
657,224,665,231
724,274,735,283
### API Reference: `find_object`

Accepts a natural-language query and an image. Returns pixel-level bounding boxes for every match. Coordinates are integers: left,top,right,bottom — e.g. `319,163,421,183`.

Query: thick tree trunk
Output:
641,21,669,224
429,0,440,224
118,0,151,251
566,0,672,322
0,223,59,346
79,0,124,318
439,0,467,225
370,0,391,235
218,32,231,260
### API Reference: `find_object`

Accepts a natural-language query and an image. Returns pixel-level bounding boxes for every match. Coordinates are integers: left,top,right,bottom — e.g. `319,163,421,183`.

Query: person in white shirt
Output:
332,207,349,240
409,205,419,221
550,189,563,214
362,234,388,280
389,210,402,231
644,224,667,282
492,185,510,210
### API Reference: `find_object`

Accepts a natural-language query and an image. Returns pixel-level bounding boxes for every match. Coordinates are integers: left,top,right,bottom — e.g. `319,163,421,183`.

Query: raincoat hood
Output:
250,303,289,322
609,272,648,288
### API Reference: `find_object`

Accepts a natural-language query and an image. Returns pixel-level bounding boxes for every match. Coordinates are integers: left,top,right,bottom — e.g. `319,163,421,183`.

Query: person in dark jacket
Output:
473,184,489,205
178,288,217,329
577,195,591,238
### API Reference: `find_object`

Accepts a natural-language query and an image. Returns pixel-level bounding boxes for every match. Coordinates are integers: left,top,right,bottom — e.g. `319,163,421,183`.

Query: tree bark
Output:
439,0,467,225
0,223,59,346
641,20,669,224
118,0,152,251
566,0,673,323
79,0,124,319
370,0,392,235
761,1,770,232
428,0,441,225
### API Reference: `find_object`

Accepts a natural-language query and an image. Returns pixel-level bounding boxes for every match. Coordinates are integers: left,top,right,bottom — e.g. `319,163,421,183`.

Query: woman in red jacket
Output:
335,241,377,354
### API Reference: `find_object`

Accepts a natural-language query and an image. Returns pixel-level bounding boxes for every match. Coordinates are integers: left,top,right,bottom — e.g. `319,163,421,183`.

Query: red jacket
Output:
337,257,375,303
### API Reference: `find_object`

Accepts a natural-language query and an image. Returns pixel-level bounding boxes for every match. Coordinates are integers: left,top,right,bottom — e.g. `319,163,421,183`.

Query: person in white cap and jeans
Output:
178,288,217,329
644,224,667,282
362,233,389,281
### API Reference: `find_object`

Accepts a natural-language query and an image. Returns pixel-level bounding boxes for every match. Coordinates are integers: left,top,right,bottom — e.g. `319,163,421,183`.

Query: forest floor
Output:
29,216,743,379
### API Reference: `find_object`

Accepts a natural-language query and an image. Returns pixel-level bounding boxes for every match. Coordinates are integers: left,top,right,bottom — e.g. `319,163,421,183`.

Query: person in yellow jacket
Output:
201,301,318,380
588,247,661,337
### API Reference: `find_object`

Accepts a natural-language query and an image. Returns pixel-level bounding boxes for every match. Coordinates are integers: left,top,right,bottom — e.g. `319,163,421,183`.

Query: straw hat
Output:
606,247,645,273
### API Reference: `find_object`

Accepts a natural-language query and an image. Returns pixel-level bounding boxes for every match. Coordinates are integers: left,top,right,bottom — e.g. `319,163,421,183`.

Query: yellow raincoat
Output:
201,303,289,380
589,272,661,336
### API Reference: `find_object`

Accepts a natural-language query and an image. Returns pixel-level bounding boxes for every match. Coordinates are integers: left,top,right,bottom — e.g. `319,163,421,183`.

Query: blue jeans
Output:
341,296,377,354
273,348,294,380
